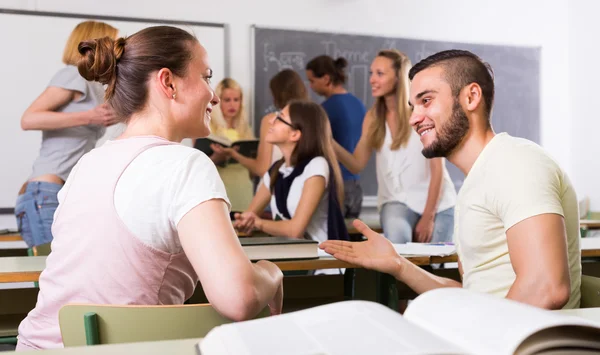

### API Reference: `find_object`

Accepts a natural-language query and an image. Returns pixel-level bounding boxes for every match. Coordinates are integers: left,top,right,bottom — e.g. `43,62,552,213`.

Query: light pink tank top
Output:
17,137,198,350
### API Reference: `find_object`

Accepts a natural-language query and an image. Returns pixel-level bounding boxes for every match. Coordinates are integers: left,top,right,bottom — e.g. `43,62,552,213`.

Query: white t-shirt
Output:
455,133,581,309
376,125,456,213
263,156,329,243
56,144,230,254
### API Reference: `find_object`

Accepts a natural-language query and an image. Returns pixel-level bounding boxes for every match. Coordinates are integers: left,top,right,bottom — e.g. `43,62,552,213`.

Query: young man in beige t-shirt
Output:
321,50,581,310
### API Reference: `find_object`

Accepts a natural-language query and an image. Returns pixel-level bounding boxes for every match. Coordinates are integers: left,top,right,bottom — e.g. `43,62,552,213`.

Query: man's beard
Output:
421,99,470,158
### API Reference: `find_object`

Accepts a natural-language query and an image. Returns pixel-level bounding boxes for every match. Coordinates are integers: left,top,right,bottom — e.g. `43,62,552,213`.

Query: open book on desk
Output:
194,134,258,164
196,287,600,355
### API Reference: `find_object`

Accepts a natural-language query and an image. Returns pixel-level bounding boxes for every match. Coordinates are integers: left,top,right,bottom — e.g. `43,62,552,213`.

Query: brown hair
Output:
305,55,348,85
62,21,118,66
269,100,344,207
77,26,197,121
409,49,495,121
367,49,413,151
269,69,308,109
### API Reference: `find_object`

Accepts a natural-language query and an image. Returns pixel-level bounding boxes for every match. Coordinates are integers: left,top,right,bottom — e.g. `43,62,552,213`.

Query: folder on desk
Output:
241,237,318,261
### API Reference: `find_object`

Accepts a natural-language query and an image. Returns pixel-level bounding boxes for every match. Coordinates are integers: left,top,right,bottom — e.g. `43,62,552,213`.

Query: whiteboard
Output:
0,10,227,208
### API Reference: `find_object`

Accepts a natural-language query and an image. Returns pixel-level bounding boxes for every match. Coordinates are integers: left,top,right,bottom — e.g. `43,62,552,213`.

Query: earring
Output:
172,87,177,99
172,93,176,99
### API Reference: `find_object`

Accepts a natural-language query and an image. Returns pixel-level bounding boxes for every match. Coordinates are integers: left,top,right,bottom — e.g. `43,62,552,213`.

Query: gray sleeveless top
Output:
30,65,106,181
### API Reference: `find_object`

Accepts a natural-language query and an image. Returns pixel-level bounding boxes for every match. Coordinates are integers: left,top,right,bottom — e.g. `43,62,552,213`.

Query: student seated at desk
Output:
322,50,582,310
234,100,349,243
204,78,255,212
16,26,283,351
218,69,309,177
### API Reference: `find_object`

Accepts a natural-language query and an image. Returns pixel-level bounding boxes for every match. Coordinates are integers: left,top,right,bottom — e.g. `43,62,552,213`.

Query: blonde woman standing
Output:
16,21,119,248
207,78,254,212
334,50,457,244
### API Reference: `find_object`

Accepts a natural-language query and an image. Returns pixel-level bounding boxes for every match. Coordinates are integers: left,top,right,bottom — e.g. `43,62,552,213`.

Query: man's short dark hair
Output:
408,50,495,119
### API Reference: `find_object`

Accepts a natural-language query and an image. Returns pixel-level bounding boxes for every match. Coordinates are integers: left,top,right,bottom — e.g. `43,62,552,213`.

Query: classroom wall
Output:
568,0,600,210
3,0,576,206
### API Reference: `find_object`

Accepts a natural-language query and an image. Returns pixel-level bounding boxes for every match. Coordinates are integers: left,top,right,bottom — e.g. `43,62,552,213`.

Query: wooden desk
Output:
431,251,600,263
0,255,431,283
431,254,458,264
580,220,600,230
275,255,430,271
35,338,201,355
0,241,27,250
0,256,45,283
582,249,600,258
581,238,600,258
5,243,600,282
0,234,22,242
431,238,600,263
5,246,598,310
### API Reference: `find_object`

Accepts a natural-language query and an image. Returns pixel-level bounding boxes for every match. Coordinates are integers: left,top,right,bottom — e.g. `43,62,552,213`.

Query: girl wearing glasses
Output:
234,100,348,244
219,69,308,177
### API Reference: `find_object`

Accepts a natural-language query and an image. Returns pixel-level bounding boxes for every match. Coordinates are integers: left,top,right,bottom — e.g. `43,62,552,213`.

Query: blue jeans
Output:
14,181,62,248
380,201,454,244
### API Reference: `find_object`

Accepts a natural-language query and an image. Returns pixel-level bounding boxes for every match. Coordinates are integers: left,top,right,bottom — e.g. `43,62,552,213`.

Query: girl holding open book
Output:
234,100,349,244
205,78,255,212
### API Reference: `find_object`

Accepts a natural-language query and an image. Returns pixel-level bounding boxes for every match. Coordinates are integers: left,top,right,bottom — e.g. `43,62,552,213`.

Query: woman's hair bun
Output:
334,57,348,69
77,36,122,86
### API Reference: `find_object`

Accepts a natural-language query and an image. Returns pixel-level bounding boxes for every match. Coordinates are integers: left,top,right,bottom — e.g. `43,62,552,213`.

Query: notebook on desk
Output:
241,237,318,261
196,287,600,355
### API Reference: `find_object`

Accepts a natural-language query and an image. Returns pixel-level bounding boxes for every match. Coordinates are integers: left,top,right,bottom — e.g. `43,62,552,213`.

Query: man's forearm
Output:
393,257,462,294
